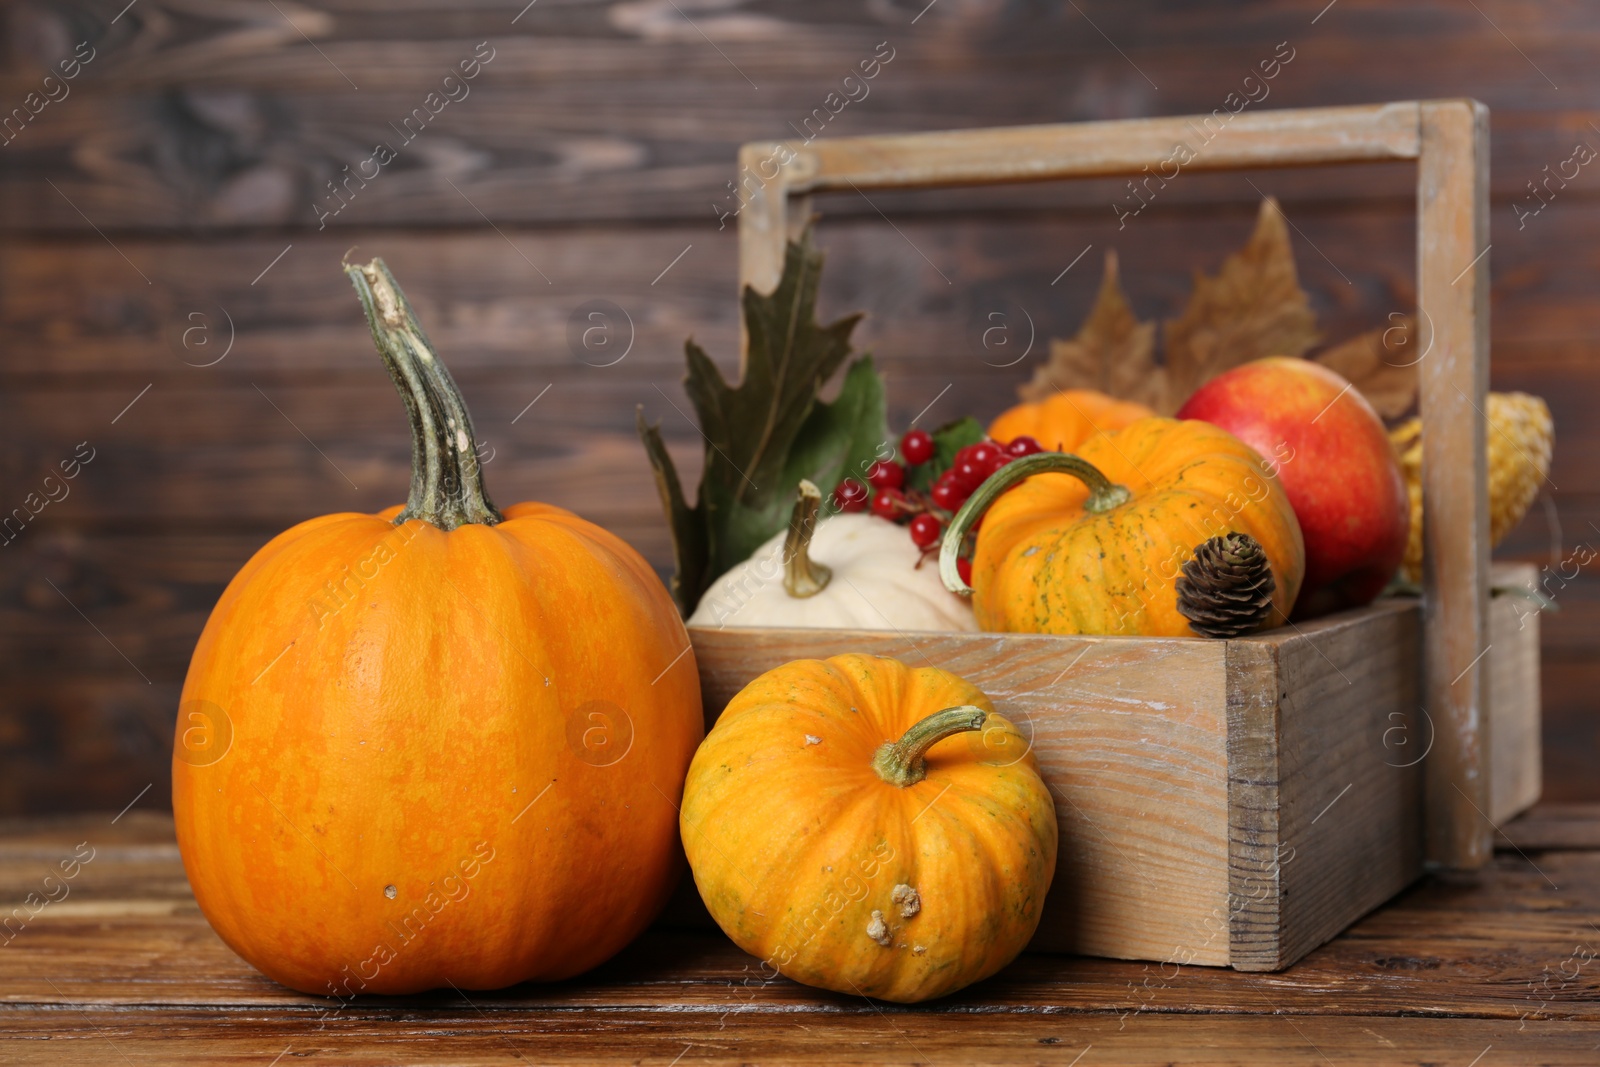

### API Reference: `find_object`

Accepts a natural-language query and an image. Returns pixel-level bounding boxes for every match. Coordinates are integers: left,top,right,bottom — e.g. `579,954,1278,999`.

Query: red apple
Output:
1176,357,1409,619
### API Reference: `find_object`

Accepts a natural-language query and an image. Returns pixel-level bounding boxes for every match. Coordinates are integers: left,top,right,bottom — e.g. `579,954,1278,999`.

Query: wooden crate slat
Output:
1489,564,1543,824
1232,602,1426,970
1417,99,1494,867
791,102,1424,190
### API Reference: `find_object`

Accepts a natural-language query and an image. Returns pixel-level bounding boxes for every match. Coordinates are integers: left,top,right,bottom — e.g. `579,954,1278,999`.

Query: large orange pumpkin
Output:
681,653,1056,1003
988,389,1154,452
941,417,1304,636
172,258,703,996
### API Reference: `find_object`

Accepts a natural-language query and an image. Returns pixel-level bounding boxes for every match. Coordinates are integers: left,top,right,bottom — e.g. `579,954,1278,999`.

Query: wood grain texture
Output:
3,809,1600,1065
1417,99,1493,869
8,815,1600,1017
1234,601,1425,971
6,1010,1600,1067
788,103,1424,189
1489,562,1543,824
1500,803,1600,850
4,1,1599,232
1538,657,1600,805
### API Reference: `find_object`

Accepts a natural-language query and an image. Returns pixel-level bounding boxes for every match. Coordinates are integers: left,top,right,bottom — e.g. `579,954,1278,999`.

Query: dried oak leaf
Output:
1162,197,1319,411
1020,250,1164,410
1312,314,1420,420
639,225,887,615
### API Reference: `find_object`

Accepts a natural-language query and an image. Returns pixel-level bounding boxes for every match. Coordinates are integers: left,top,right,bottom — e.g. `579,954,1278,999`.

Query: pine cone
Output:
1176,532,1277,639
1390,392,1554,583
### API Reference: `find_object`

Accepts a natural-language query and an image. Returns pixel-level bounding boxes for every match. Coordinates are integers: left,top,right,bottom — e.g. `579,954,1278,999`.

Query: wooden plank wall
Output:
0,0,1595,815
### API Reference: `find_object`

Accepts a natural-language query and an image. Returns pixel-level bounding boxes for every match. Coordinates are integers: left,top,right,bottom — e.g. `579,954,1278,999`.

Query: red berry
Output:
957,557,973,585
1006,435,1043,458
930,477,963,512
970,441,1002,468
871,487,907,520
833,478,869,512
985,451,1012,475
909,513,942,549
867,459,905,491
952,457,987,490
900,429,935,466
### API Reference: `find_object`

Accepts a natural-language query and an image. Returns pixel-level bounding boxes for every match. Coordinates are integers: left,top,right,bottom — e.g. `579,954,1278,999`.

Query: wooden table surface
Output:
2,806,1597,1066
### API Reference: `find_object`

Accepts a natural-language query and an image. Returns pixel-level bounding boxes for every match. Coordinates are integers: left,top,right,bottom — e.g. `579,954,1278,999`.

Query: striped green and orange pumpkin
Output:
940,417,1304,636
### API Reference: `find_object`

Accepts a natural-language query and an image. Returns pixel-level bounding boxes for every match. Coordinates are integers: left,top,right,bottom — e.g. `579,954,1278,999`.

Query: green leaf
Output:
787,355,891,500
637,226,873,615
720,355,890,563
904,416,986,493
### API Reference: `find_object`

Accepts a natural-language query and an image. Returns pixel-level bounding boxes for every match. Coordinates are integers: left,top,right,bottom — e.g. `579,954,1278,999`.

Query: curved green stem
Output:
871,705,988,787
782,480,832,598
938,451,1130,595
346,257,502,530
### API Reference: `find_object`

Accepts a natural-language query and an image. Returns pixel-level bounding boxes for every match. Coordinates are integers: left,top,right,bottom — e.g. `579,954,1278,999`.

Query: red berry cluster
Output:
831,429,1044,579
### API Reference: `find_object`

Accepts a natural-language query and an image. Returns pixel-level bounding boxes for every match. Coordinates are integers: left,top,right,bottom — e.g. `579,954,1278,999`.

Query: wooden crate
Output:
683,102,1538,970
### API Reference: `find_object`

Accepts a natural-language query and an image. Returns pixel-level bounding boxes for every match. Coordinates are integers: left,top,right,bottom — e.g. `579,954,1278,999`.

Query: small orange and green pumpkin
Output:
681,653,1056,1003
941,417,1304,637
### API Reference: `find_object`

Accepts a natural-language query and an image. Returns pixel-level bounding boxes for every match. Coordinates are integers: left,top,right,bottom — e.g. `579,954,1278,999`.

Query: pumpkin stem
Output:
938,451,1130,596
346,257,502,531
872,705,988,788
783,480,833,598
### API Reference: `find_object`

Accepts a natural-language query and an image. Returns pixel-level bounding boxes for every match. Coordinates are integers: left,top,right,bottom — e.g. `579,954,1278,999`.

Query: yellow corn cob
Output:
1390,392,1554,582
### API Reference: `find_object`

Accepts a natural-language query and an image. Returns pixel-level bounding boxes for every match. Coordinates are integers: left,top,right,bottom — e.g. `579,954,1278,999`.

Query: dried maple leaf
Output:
1021,251,1164,410
1162,197,1319,411
1312,314,1420,420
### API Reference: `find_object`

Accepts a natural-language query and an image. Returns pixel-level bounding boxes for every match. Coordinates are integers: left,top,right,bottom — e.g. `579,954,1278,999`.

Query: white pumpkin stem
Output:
783,480,833,598
872,705,988,787
347,256,502,531
938,451,1130,596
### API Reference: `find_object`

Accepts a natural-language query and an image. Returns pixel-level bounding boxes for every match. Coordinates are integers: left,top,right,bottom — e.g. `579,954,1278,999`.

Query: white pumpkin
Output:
688,481,978,632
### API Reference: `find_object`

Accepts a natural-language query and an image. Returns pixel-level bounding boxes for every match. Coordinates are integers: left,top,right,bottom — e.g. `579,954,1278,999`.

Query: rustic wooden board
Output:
1417,99,1493,869
1501,803,1600,850
6,1011,1600,1067
1228,602,1424,971
7,811,1600,1012
1489,563,1544,823
3,810,1600,1065
4,0,1599,232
